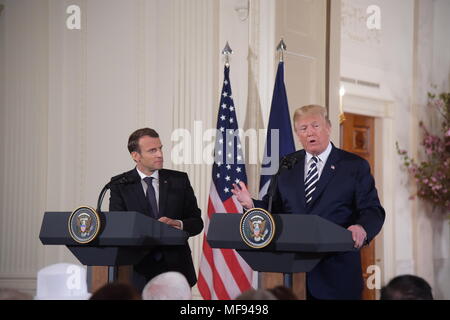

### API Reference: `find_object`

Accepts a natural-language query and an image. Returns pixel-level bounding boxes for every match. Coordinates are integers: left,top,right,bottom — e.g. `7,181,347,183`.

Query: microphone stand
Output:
96,183,111,214
266,155,298,289
96,175,129,213
267,156,296,212
94,174,131,283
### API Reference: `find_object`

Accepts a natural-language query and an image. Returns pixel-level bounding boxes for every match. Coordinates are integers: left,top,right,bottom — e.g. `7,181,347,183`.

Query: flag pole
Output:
276,37,294,290
198,40,254,299
276,38,287,62
222,41,233,67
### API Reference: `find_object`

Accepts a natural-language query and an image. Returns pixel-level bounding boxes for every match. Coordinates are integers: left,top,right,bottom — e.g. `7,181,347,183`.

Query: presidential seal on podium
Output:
68,206,101,244
240,208,275,249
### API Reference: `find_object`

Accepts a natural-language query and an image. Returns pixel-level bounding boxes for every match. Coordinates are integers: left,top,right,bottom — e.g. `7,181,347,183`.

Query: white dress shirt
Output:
136,168,159,209
304,142,332,180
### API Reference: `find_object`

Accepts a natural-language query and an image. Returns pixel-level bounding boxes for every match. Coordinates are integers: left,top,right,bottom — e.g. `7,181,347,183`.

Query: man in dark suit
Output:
109,128,203,291
231,105,385,300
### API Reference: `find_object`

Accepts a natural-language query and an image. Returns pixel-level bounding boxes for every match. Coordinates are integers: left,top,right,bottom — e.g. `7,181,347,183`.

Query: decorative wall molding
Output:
1,0,219,298
0,0,50,295
164,0,218,299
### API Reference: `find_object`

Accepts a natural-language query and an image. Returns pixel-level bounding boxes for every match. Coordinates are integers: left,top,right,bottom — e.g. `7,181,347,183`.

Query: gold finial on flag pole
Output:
222,42,233,67
277,38,287,62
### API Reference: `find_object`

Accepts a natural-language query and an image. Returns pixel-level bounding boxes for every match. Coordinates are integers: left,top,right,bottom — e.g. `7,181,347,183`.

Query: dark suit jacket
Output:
109,168,203,287
253,144,385,299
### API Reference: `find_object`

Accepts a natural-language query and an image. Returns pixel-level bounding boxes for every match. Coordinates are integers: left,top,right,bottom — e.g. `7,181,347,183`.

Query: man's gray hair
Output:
142,271,192,300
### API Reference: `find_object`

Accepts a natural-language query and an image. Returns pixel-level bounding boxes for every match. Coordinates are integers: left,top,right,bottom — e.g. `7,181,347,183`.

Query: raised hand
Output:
231,181,254,210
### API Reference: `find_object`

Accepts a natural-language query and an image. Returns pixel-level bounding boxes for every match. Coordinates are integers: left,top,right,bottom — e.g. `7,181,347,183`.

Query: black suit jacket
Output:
254,144,385,299
109,168,203,286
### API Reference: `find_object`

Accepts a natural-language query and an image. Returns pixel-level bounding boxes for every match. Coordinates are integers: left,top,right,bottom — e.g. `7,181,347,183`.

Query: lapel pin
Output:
331,165,335,170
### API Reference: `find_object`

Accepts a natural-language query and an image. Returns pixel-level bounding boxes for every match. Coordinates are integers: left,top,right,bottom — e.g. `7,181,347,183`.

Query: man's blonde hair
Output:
293,105,331,128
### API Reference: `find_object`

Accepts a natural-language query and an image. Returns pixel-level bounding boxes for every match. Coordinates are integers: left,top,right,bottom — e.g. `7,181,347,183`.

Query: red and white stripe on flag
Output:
197,184,253,300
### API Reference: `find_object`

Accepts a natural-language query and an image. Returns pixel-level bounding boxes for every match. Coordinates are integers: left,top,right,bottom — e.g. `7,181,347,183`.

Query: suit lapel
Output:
308,145,341,209
158,169,169,217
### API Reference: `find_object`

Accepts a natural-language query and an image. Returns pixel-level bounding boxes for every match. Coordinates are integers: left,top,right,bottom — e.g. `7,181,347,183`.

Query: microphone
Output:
96,172,138,213
267,154,299,212
279,154,299,170
109,172,137,185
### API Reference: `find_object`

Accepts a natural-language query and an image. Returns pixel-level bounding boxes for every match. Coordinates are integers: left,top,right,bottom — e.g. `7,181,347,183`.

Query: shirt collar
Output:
305,142,332,164
136,167,159,181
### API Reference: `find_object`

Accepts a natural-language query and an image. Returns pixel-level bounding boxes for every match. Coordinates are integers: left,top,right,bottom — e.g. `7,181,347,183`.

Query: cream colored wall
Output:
276,0,327,151
0,0,220,296
341,0,416,291
0,0,49,294
340,0,450,299
414,0,450,300
0,0,278,298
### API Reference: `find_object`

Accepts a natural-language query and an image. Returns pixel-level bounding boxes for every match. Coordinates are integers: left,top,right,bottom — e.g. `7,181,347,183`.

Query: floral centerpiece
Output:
396,92,450,213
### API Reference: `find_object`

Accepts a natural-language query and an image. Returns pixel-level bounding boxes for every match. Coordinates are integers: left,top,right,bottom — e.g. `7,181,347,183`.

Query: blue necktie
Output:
143,176,162,261
143,177,159,218
305,156,319,205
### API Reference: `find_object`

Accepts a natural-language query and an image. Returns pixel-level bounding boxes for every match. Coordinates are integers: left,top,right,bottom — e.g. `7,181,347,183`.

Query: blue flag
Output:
259,61,296,198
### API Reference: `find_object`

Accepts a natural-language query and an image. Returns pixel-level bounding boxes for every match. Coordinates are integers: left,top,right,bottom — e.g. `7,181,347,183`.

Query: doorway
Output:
340,112,376,300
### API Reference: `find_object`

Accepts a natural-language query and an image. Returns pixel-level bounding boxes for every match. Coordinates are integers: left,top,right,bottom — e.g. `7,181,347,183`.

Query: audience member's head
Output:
35,263,90,300
235,288,277,300
90,282,141,300
142,271,191,300
380,275,433,300
268,286,298,300
0,288,33,300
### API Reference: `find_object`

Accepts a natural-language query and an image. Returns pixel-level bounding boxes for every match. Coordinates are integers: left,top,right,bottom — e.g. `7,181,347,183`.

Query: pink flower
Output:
399,92,450,211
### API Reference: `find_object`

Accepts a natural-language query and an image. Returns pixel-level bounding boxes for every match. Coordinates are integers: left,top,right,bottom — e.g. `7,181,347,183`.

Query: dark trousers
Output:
306,281,320,300
306,288,320,300
132,251,168,293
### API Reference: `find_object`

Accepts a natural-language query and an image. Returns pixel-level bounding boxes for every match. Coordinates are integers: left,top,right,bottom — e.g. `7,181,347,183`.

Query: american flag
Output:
197,65,253,300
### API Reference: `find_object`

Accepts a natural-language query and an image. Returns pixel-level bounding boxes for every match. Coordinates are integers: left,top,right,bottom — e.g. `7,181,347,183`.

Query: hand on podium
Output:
158,217,182,230
347,224,367,249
